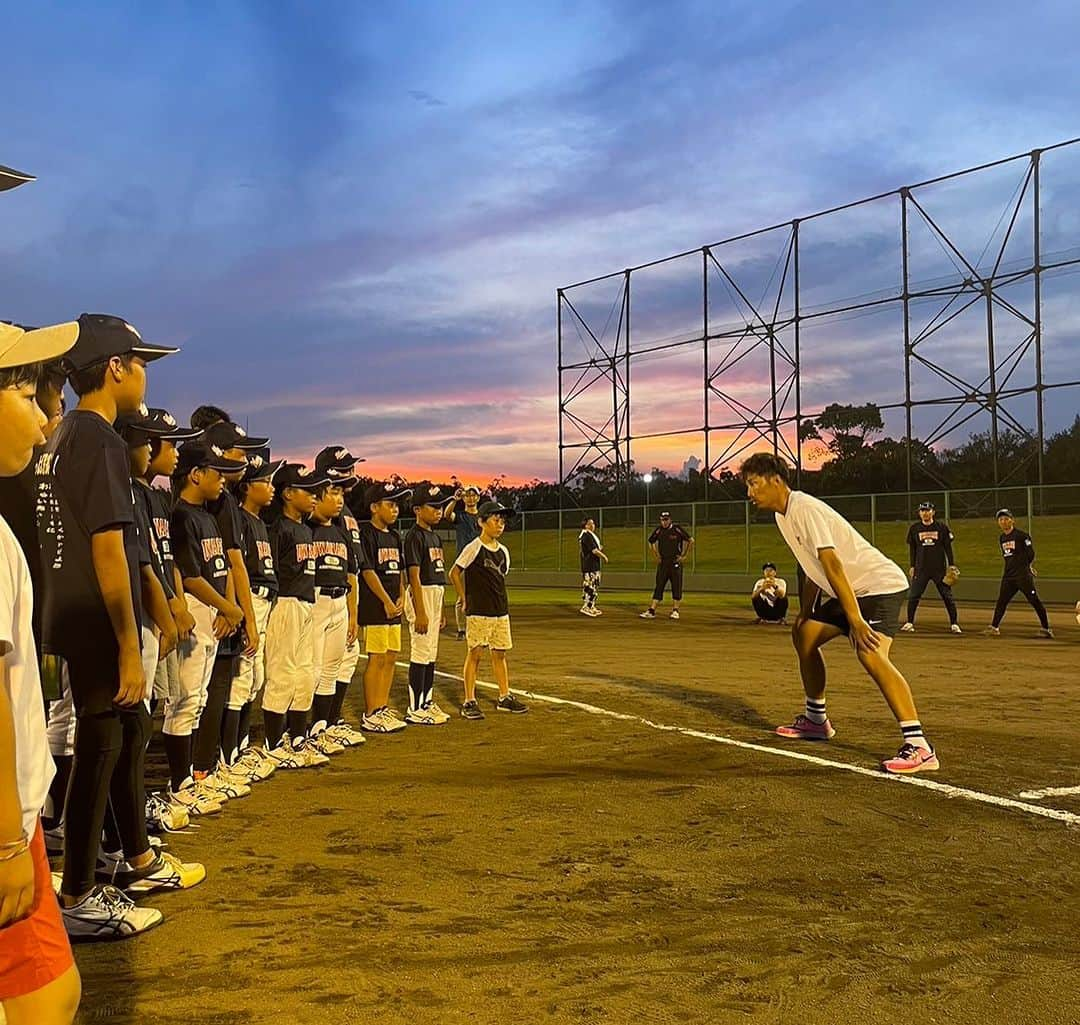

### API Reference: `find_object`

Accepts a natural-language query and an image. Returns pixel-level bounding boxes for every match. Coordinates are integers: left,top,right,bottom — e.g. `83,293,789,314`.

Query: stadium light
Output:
643,473,653,508
0,163,35,192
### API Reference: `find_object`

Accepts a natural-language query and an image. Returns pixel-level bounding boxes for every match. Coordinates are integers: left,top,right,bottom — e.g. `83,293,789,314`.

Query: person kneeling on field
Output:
751,563,788,624
449,502,527,720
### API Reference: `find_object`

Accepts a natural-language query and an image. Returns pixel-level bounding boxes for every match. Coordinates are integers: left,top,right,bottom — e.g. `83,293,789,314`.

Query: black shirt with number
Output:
134,479,173,599
358,522,403,625
35,410,143,658
648,523,691,563
905,520,955,576
171,499,229,597
272,516,315,601
146,484,178,596
311,520,356,590
208,489,244,555
455,537,510,617
579,530,602,574
999,528,1036,579
240,507,277,595
404,524,446,586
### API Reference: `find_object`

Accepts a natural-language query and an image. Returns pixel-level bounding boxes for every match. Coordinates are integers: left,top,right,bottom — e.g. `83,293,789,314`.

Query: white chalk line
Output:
380,658,1080,827
1018,785,1080,800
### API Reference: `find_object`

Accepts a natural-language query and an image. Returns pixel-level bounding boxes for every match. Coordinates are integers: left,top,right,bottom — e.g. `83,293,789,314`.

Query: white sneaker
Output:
326,720,366,746
579,606,592,616
404,705,438,725
233,747,276,781
900,622,915,633
362,708,407,733
590,607,603,616
171,780,224,816
145,792,190,833
266,739,304,769
61,885,164,942
201,770,251,800
950,623,962,634
310,730,345,756
670,609,680,620
983,625,1001,636
292,739,330,766
424,701,451,725
383,707,406,723
126,851,206,894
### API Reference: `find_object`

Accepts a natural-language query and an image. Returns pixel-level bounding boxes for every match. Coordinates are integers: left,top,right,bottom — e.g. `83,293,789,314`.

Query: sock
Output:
329,680,349,723
900,720,930,751
408,663,425,711
311,693,334,735
805,698,827,725
43,754,73,829
424,663,436,706
263,710,286,750
163,733,192,793
221,708,241,765
287,709,309,744
238,701,253,751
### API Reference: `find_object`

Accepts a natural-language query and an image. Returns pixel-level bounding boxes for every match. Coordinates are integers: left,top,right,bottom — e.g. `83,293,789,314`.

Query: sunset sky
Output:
3,1,1079,484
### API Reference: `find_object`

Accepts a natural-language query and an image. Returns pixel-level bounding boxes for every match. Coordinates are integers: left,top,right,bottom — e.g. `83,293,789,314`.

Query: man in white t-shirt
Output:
740,453,938,775
751,563,788,624
0,320,82,1024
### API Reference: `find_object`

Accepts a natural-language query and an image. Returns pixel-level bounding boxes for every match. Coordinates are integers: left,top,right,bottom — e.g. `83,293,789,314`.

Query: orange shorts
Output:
0,820,74,999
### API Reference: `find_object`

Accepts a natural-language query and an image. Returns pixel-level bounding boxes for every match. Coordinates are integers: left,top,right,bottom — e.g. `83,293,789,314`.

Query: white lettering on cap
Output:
125,323,142,341
163,412,176,426
249,455,264,469
335,448,348,459
138,403,149,416
298,467,312,477
211,445,224,456
235,426,246,437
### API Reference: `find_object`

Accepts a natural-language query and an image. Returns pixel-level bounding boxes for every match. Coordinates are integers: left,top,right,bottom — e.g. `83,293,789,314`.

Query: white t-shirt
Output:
753,578,787,606
775,491,907,599
0,514,55,838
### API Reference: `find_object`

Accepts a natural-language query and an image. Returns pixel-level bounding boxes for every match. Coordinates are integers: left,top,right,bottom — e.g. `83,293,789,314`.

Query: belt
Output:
316,586,348,599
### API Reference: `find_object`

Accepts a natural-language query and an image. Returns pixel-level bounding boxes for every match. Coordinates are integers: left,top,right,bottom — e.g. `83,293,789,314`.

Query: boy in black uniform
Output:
262,463,332,767
358,481,411,734
640,512,693,620
224,455,284,779
36,313,195,939
314,447,367,747
308,478,358,754
404,484,455,724
900,502,960,634
985,509,1053,638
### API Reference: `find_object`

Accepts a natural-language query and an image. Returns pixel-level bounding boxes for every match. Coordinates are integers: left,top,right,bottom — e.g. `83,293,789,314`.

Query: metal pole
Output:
1026,484,1033,533
557,508,563,572
985,276,1000,485
557,290,565,507
1032,150,1045,487
521,509,527,570
870,493,877,546
691,502,697,573
901,189,914,492
792,220,803,486
703,246,710,500
744,499,751,573
642,505,648,571
624,270,632,505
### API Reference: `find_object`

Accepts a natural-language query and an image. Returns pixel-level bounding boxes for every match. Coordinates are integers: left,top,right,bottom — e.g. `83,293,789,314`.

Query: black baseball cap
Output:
762,562,777,571
364,481,413,506
116,406,202,443
411,482,455,508
918,502,935,511
241,454,286,483
477,500,513,519
63,314,178,372
315,446,366,478
0,164,34,192
277,463,331,492
175,441,247,478
996,508,1014,518
660,511,672,518
203,420,269,451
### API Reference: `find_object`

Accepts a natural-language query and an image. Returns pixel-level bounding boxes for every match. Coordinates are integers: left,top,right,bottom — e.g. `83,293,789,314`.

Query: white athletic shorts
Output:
405,584,444,664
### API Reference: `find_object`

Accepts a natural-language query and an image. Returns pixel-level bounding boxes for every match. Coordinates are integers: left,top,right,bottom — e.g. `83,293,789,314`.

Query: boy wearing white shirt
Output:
751,563,788,624
740,453,938,775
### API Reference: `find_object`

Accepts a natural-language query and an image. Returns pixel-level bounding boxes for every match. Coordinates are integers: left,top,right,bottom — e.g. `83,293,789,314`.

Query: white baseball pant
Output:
140,625,159,707
47,664,76,759
312,591,348,698
163,595,219,736
262,596,314,714
405,584,444,665
228,591,274,709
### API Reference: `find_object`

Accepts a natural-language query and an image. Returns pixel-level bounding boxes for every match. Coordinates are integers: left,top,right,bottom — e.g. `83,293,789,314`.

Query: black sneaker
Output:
456,630,466,640
496,693,528,714
461,700,485,720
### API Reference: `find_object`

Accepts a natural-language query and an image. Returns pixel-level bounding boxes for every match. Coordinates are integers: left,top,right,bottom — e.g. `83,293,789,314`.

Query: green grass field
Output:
478,513,1080,579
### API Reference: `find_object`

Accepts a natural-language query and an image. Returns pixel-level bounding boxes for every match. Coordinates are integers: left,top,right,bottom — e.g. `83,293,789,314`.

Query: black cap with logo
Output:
203,421,269,451
63,314,178,372
477,500,513,519
175,441,247,478
116,406,202,444
277,463,331,492
241,454,286,483
411,482,455,508
364,481,413,506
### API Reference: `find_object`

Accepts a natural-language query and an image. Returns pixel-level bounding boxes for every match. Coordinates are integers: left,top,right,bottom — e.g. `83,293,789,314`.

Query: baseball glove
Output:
943,565,960,587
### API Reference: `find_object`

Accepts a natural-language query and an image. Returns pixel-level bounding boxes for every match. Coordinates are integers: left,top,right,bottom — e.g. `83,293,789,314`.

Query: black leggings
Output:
907,572,958,624
193,655,238,773
652,561,684,602
63,704,151,897
752,594,789,621
991,574,1049,629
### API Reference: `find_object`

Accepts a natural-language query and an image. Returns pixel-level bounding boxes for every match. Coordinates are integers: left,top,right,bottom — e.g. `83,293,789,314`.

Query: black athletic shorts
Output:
808,589,907,638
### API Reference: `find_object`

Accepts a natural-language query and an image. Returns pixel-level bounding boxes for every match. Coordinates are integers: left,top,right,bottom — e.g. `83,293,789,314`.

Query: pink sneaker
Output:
882,743,939,774
775,714,835,740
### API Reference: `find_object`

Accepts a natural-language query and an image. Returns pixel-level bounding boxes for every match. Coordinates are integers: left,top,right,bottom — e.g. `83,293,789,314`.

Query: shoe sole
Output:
66,914,165,943
882,758,940,774
775,729,835,741
496,706,528,714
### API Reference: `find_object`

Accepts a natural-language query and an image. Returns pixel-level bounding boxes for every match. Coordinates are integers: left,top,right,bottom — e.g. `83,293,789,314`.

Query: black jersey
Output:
134,479,173,598
272,515,315,601
146,484,177,592
0,459,43,651
648,523,691,562
454,537,510,617
906,520,954,575
999,529,1036,578
404,524,446,586
171,499,229,597
35,410,143,658
579,529,602,574
240,507,277,595
207,489,244,554
311,520,356,591
357,522,403,625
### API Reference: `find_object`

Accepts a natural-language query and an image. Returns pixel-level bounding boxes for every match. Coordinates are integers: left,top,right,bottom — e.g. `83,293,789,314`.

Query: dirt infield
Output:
73,598,1079,1025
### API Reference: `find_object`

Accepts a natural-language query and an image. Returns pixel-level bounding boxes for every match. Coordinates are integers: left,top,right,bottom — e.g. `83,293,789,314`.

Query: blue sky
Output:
3,1,1079,481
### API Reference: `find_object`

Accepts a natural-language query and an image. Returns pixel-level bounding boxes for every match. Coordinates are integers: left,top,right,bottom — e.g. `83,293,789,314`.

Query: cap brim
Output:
0,321,79,369
417,495,456,508
206,455,248,473
246,458,286,482
286,473,333,491
0,164,35,192
130,343,179,363
230,434,270,450
162,426,204,442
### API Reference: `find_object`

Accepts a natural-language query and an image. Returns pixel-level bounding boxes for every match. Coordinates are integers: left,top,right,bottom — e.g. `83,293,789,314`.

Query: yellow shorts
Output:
363,623,402,655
